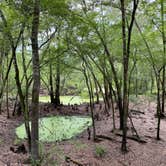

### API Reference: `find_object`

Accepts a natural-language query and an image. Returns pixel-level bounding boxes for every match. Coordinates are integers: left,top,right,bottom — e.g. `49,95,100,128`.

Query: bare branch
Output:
39,29,57,49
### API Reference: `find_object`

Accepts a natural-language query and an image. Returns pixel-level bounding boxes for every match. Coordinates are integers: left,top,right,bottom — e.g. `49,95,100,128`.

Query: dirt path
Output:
0,99,165,166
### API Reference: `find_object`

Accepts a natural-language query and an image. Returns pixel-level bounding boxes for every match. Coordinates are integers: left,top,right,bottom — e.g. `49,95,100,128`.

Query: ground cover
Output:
16,116,92,142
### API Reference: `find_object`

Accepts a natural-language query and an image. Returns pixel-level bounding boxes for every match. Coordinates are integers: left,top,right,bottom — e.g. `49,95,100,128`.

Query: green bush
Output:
94,145,107,158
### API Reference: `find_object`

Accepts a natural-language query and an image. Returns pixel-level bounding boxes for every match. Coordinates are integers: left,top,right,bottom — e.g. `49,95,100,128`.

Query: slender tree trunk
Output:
49,61,55,103
54,59,60,106
22,35,31,151
88,72,96,141
12,48,25,115
121,0,128,152
135,67,138,97
0,51,3,84
151,71,154,94
6,54,9,119
86,60,106,108
0,9,25,113
103,75,110,115
94,80,99,104
0,55,14,113
31,0,40,161
109,83,116,130
82,63,96,141
13,48,31,149
121,0,139,152
161,0,165,113
94,30,123,129
161,67,165,113
108,55,123,129
156,77,161,140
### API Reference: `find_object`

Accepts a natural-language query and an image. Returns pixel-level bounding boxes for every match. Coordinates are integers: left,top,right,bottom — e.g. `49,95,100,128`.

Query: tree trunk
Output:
49,61,55,103
161,67,165,113
54,59,60,106
120,0,139,152
21,35,31,151
150,71,154,94
6,54,9,119
156,77,161,140
31,0,40,161
109,83,116,130
121,0,128,152
103,75,110,115
94,28,123,130
82,63,96,141
0,9,24,114
161,0,165,113
0,55,13,113
94,80,99,104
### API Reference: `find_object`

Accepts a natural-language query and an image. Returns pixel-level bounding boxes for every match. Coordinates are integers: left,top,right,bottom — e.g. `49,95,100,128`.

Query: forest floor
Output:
0,96,166,166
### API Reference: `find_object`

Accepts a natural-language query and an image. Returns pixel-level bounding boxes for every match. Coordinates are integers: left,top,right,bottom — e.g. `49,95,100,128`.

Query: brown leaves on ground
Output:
0,97,166,166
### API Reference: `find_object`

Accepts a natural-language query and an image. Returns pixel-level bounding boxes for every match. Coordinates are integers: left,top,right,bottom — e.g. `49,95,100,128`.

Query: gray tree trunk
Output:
31,0,40,161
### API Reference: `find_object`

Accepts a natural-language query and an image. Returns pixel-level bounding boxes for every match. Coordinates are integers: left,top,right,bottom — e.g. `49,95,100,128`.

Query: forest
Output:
0,0,165,165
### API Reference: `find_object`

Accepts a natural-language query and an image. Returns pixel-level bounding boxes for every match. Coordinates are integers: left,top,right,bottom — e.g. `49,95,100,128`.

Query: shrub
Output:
94,145,107,158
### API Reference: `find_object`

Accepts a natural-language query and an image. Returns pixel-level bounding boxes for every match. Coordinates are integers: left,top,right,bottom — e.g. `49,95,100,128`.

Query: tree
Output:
120,0,139,152
31,0,40,161
0,3,31,149
135,0,165,140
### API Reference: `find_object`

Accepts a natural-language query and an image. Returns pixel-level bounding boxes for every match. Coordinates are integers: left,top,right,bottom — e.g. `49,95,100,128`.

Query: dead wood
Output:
130,109,145,114
10,144,27,154
115,133,147,144
96,135,113,141
65,156,84,166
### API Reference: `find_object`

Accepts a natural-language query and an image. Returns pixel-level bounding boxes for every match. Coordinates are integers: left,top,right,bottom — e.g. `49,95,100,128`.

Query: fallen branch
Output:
130,109,145,114
96,135,120,143
144,135,153,139
65,156,84,166
128,112,140,139
115,133,147,143
96,135,113,141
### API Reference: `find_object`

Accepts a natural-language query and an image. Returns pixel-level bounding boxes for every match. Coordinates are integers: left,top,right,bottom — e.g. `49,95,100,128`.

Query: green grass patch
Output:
39,95,89,104
16,116,92,142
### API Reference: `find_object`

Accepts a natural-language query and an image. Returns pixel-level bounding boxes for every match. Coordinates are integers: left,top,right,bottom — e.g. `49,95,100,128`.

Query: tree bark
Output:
121,0,139,152
5,53,9,118
160,0,165,113
82,63,96,141
156,77,161,140
54,59,60,106
121,0,128,152
21,34,31,150
31,0,40,161
49,61,55,103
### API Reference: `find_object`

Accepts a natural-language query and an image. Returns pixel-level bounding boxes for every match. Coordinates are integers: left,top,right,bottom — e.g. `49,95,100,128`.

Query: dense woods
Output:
0,0,165,165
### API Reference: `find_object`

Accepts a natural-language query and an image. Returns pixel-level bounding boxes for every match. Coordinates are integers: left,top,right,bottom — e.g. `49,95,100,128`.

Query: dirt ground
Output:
0,96,166,166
